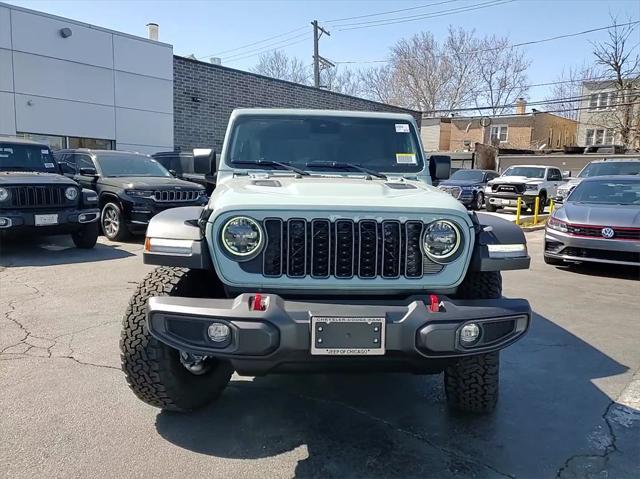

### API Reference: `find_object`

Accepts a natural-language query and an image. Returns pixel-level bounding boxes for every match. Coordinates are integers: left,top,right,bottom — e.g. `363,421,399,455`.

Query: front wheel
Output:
473,192,484,210
445,352,499,413
120,267,233,412
485,202,497,212
71,221,99,249
101,202,130,241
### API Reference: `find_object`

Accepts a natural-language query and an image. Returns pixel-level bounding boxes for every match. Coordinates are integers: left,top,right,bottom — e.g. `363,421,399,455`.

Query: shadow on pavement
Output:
554,262,640,281
0,234,137,267
155,312,634,478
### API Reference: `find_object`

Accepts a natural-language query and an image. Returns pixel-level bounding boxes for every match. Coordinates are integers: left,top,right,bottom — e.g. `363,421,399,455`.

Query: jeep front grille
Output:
8,186,68,208
262,218,444,279
153,190,200,202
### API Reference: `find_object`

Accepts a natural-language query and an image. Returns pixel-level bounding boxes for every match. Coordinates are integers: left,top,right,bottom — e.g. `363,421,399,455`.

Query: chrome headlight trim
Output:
220,216,264,260
0,187,9,202
421,219,462,263
65,186,78,200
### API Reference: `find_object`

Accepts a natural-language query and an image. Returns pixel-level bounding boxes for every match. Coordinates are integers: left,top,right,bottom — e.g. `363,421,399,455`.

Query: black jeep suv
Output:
0,137,100,248
54,149,207,241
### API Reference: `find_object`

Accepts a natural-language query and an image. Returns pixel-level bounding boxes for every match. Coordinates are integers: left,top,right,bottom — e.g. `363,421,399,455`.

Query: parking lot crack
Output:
230,383,515,478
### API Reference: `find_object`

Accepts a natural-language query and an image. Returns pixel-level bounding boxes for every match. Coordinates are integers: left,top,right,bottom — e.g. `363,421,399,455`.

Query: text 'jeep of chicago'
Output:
121,109,532,414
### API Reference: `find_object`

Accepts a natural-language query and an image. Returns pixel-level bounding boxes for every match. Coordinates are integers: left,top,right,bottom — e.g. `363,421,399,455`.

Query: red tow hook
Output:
251,294,267,311
429,294,440,313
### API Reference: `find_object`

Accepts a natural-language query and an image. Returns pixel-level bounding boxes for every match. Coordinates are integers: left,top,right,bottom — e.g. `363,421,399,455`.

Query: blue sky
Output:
6,0,640,102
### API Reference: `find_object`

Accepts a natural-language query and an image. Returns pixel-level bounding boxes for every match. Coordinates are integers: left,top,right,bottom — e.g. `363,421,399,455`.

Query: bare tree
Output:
590,17,640,147
358,64,412,107
321,67,362,96
543,64,598,120
473,35,531,115
250,51,311,85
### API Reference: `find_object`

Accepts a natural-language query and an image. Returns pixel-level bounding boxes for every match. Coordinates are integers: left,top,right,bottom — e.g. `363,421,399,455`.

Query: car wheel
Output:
474,192,484,210
486,203,497,212
101,202,130,241
537,192,547,213
445,352,500,413
120,267,233,412
71,221,99,249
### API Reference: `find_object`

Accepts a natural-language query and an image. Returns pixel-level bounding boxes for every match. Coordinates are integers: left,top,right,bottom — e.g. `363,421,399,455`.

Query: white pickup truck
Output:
485,165,565,212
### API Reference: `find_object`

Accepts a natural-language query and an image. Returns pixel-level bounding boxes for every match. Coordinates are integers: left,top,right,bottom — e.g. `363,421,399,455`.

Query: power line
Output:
334,19,640,63
222,37,309,64
323,0,463,24
336,0,513,31
197,25,307,60
221,32,309,61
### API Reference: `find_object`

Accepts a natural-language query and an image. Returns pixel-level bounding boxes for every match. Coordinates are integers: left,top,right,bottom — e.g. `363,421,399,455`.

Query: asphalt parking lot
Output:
1,231,639,479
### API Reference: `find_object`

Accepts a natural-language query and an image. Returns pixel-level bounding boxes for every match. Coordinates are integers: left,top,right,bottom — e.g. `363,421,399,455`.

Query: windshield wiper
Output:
305,160,387,180
232,159,309,176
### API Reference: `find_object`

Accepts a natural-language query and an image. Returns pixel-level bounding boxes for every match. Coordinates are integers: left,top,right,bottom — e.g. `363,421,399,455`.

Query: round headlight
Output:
0,187,8,202
65,187,78,200
422,220,461,262
221,216,263,257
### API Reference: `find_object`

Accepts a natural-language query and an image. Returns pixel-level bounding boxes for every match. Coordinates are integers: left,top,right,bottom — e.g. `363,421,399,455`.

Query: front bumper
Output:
147,294,531,375
486,192,537,207
544,229,640,266
0,207,99,233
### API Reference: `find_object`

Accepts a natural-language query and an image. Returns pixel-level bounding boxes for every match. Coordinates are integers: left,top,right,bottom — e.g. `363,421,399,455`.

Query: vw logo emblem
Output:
601,227,615,239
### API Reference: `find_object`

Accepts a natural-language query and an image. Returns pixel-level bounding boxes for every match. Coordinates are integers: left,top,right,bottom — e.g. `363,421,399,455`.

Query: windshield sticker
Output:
396,153,417,164
44,162,55,168
395,124,410,133
41,149,49,154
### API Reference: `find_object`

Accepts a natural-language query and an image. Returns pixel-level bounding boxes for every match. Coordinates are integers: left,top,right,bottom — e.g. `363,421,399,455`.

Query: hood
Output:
489,176,541,185
0,171,76,186
560,178,583,189
100,176,204,190
211,175,468,215
439,179,482,187
556,202,640,227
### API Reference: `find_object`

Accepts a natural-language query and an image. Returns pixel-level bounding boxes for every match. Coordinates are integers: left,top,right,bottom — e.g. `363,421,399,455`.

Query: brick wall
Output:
173,55,421,152
531,112,577,149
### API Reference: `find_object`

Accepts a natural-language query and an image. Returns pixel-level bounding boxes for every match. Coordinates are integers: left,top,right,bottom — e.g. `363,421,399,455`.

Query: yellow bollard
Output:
533,196,540,225
549,199,554,215
515,197,522,225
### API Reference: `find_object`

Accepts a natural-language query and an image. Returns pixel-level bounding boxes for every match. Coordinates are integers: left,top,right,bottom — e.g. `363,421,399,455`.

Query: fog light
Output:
460,323,480,345
0,217,10,227
207,323,231,343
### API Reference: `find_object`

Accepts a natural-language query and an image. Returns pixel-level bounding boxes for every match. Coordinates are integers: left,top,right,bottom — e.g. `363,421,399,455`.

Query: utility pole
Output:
312,20,333,89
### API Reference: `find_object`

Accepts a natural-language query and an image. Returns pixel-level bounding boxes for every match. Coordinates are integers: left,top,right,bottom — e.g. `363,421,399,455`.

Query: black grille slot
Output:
9,186,66,208
382,221,401,278
263,219,283,277
287,219,307,277
358,220,378,278
405,221,423,278
153,190,199,202
261,219,446,279
311,220,330,278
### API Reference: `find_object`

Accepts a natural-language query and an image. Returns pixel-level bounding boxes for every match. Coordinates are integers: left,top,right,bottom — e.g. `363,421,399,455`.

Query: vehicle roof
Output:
0,136,49,147
580,175,640,182
505,164,554,168
231,108,418,123
587,158,640,163
57,148,149,156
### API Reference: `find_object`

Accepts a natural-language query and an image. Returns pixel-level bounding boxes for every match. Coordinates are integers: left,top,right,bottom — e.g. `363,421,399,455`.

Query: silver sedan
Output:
544,175,640,267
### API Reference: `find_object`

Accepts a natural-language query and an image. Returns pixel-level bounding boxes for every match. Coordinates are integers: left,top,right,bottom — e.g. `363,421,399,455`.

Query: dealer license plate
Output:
34,214,58,226
310,317,385,355
501,199,513,205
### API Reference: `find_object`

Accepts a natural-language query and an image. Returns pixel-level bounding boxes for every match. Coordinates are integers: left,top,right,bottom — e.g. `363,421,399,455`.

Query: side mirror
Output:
209,151,217,176
428,155,451,183
554,196,564,205
562,171,571,179
169,169,177,176
79,167,98,177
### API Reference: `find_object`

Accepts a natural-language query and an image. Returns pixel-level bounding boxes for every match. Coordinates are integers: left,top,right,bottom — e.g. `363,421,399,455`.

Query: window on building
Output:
589,91,617,110
68,137,115,150
586,128,616,145
16,132,66,150
490,125,508,143
16,133,115,150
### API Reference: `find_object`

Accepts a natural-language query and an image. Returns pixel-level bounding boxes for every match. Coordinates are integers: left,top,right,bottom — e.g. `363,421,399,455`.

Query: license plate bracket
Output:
310,317,385,355
35,214,59,226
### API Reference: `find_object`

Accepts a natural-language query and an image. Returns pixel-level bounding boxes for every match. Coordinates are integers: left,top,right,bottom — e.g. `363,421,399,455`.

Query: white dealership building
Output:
0,2,173,154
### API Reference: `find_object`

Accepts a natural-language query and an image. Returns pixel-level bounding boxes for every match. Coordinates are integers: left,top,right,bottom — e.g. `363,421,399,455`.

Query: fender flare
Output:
469,212,531,271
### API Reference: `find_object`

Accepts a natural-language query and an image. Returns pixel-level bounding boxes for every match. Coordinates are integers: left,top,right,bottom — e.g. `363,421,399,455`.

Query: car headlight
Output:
0,187,9,202
547,216,568,232
125,189,154,198
221,216,263,258
525,184,539,191
65,187,78,200
422,220,462,262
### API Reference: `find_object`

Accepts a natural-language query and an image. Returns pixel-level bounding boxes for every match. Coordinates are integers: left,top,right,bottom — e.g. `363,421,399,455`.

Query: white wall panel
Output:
0,48,13,91
115,107,172,147
15,94,114,139
0,6,11,49
113,35,172,80
0,91,16,135
10,9,113,69
115,71,172,113
13,52,114,105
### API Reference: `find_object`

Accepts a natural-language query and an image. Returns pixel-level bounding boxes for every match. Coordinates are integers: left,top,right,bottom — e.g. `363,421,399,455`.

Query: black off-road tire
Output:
485,203,497,212
444,352,500,413
455,270,502,300
120,267,233,412
71,221,99,249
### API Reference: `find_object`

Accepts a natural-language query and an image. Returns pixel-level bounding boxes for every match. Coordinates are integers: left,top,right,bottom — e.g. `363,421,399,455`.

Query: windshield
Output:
502,166,545,178
578,161,640,178
228,115,424,174
96,154,171,177
0,143,57,173
568,179,640,205
450,170,485,182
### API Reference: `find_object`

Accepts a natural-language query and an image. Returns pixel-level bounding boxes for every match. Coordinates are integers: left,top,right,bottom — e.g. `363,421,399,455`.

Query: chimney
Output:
146,23,159,41
515,97,526,115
